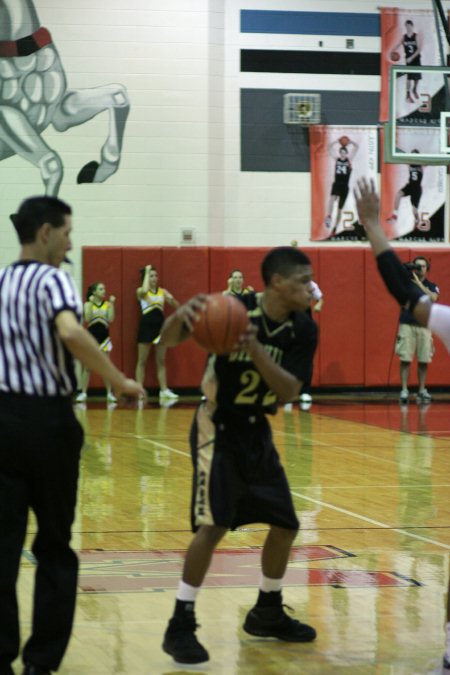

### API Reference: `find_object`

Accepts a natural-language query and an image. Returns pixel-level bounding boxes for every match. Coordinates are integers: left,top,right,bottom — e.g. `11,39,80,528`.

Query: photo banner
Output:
380,127,446,242
379,8,445,122
309,125,377,242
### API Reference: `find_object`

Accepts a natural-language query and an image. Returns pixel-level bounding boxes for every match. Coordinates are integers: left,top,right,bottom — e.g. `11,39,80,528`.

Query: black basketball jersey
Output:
334,157,351,184
403,33,421,64
201,305,317,416
409,165,423,185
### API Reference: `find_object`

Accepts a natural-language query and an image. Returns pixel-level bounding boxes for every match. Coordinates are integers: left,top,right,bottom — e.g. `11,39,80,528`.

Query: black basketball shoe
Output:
162,614,209,664
243,604,316,642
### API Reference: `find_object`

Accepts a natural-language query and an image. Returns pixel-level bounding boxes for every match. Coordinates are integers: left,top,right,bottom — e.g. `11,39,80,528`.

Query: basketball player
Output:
325,138,359,234
387,152,424,227
0,196,143,675
391,19,422,102
354,177,450,673
223,269,257,309
135,264,180,400
76,282,117,402
160,247,318,665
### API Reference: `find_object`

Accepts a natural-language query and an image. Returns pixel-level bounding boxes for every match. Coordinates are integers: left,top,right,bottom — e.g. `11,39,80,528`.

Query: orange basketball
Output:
390,50,400,62
192,293,249,354
339,135,350,147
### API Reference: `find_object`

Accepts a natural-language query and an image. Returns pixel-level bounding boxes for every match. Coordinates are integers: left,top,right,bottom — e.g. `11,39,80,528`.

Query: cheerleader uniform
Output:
138,288,165,344
86,301,113,352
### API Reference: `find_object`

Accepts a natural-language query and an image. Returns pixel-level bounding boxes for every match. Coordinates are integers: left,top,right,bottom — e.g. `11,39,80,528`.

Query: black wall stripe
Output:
241,50,380,76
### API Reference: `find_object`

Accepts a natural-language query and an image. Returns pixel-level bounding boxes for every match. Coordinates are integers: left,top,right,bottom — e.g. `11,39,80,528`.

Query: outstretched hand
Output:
354,177,390,256
354,178,380,230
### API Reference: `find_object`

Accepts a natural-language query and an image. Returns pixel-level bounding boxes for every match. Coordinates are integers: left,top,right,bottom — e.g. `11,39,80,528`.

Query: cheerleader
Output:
224,269,257,310
135,265,180,399
75,282,116,402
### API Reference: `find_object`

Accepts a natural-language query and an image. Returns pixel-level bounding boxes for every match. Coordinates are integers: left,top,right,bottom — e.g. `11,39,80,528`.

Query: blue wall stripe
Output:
241,10,380,37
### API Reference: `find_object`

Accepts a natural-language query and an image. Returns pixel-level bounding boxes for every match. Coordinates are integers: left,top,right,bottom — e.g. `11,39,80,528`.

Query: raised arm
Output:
136,265,152,299
354,177,431,323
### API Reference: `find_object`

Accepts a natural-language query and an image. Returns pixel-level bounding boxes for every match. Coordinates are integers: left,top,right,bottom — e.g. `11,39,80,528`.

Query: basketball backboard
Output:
384,65,450,164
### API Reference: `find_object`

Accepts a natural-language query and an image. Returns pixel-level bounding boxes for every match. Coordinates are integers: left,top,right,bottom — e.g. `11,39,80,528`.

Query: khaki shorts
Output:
395,324,434,363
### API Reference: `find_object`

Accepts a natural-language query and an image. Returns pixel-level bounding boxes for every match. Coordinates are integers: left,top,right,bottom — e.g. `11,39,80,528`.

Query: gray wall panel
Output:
241,89,380,172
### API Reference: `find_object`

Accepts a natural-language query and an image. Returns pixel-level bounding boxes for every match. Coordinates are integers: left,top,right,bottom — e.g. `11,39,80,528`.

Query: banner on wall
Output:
309,125,377,242
379,8,446,122
380,128,446,242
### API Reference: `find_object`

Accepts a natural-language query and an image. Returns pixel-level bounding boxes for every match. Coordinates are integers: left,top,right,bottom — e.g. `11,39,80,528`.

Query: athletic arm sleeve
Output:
376,250,426,311
428,304,450,353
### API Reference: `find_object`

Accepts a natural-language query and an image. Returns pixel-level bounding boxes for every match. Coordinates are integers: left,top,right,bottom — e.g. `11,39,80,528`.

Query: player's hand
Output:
145,265,152,272
176,294,208,332
246,285,254,292
109,295,116,303
234,323,258,353
354,178,380,230
88,294,95,303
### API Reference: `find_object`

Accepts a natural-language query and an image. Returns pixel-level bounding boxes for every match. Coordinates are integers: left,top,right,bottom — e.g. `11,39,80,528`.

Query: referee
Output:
0,196,143,675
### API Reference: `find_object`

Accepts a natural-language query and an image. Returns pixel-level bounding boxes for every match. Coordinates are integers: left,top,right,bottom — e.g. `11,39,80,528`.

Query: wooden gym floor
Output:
16,395,450,674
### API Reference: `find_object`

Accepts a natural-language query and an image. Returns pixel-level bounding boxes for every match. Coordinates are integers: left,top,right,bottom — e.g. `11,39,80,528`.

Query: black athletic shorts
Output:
331,182,349,209
189,404,300,532
401,182,422,208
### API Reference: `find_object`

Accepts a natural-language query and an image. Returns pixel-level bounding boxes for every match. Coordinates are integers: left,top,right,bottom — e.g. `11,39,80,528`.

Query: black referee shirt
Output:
0,260,82,396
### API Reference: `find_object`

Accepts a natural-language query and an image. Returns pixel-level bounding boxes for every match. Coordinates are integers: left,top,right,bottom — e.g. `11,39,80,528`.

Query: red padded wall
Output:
81,246,450,390
161,248,210,388
317,249,366,385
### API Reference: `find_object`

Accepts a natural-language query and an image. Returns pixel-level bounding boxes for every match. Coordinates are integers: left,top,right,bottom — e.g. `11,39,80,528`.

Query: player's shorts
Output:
137,311,164,344
189,404,300,532
395,323,434,363
407,72,422,81
401,183,422,208
331,182,349,209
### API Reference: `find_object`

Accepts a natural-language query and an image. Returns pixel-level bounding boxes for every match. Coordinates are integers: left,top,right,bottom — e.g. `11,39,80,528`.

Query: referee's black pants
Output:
0,394,83,673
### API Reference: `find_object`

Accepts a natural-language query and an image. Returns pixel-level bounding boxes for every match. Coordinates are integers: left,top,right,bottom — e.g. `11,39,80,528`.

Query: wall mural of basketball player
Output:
379,8,444,123
310,125,377,241
0,0,129,196
380,127,445,242
390,19,423,103
324,138,359,236
387,151,423,227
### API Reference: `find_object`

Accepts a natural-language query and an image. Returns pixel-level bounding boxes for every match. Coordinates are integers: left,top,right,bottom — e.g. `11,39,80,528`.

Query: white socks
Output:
260,575,282,593
176,580,200,602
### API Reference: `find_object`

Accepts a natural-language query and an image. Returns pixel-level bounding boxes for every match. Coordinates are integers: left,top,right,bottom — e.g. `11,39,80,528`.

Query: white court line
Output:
129,433,450,550
291,490,450,551
292,484,450,489
275,430,403,467
129,434,190,458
